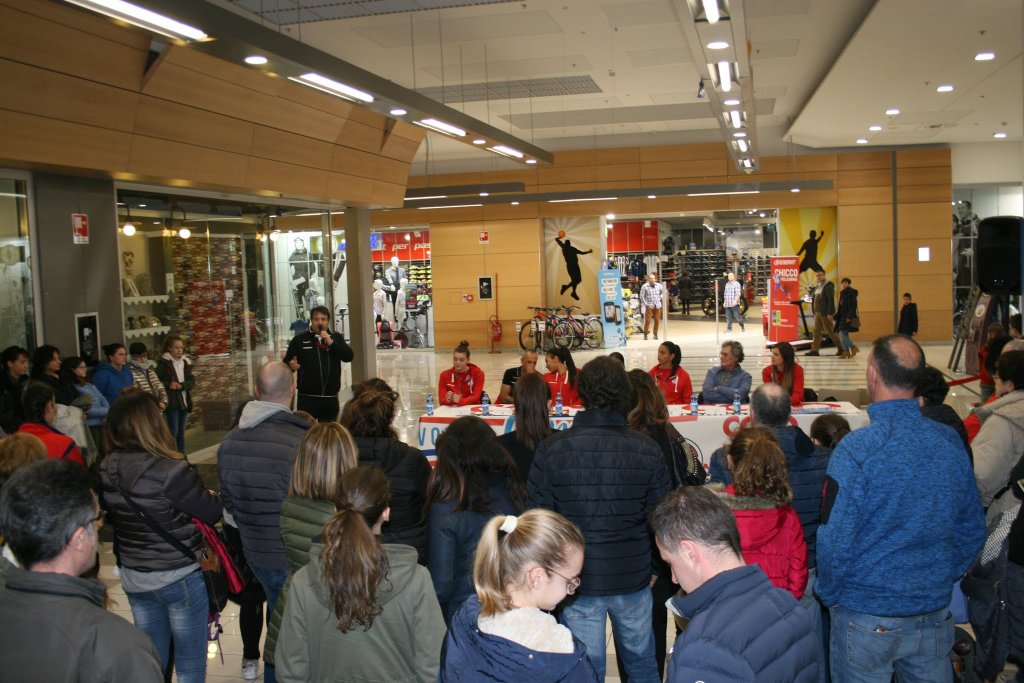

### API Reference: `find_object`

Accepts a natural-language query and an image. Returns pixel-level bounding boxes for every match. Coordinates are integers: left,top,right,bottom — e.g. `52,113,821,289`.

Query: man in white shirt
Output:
723,272,745,332
640,273,664,341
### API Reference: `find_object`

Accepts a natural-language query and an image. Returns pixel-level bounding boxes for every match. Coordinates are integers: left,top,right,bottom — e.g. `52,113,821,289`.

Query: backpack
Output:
666,425,708,488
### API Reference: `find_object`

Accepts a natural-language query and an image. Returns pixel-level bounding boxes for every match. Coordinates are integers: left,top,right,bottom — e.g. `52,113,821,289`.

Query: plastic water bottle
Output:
690,392,699,416
481,391,490,416
554,391,564,417
425,393,434,416
733,390,742,416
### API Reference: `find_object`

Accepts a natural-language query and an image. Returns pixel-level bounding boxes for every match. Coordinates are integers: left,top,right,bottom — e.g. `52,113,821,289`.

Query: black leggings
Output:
235,583,265,661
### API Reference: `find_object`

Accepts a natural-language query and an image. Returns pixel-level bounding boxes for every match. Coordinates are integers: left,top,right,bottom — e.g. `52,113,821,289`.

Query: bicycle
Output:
395,301,430,348
519,306,557,351
555,305,603,349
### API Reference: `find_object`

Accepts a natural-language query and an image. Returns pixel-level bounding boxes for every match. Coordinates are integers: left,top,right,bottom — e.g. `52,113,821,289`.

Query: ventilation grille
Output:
230,0,519,24
416,76,602,104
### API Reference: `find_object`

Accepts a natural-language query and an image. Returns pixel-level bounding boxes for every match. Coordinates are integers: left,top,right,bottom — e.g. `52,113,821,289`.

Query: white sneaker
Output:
242,658,259,681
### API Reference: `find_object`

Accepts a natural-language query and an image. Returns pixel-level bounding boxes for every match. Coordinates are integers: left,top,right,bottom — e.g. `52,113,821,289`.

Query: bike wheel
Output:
701,296,716,317
739,297,749,314
569,321,585,348
582,318,603,348
552,321,574,348
519,321,539,351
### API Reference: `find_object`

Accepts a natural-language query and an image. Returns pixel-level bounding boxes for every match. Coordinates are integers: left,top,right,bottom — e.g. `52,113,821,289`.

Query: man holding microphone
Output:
283,305,353,421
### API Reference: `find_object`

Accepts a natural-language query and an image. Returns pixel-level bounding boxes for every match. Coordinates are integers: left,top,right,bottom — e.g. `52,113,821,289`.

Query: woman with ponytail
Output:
275,467,444,683
648,341,692,405
439,510,595,683
712,427,808,599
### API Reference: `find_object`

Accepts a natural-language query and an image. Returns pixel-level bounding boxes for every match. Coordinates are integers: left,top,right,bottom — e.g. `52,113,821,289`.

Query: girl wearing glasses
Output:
438,509,596,682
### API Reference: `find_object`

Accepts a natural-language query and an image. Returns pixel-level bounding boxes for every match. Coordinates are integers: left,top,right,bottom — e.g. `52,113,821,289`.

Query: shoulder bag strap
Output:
113,480,199,563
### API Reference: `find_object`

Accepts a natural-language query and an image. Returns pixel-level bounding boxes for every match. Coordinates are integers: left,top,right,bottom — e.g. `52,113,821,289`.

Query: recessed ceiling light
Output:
138,203,147,207
723,98,741,106
733,131,747,138
647,195,656,199
885,108,900,116
511,201,520,205
790,188,801,193
707,41,729,50
66,0,208,41
994,132,1007,139
856,138,868,144
389,108,407,116
472,138,486,145
936,84,954,93
605,213,616,220
525,159,537,164
479,192,489,197
869,125,882,132
245,55,268,65
975,52,995,61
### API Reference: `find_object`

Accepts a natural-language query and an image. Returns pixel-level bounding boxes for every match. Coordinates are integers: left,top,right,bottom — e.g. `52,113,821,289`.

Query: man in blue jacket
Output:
816,335,986,682
651,486,818,682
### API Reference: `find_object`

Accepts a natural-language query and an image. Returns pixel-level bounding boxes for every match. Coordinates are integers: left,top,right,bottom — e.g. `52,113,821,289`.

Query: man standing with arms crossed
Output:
283,305,353,422
723,271,745,332
640,273,665,341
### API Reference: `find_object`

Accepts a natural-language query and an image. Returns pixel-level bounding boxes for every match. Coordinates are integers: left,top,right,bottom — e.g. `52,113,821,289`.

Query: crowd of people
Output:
0,328,1022,683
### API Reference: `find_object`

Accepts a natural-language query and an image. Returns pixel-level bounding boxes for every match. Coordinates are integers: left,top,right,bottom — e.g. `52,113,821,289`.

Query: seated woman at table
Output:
438,340,485,406
648,341,692,405
762,342,806,406
498,372,552,484
543,347,579,407
426,416,527,625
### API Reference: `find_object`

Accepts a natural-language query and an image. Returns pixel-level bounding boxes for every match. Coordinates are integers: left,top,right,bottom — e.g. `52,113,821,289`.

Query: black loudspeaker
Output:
977,216,1024,295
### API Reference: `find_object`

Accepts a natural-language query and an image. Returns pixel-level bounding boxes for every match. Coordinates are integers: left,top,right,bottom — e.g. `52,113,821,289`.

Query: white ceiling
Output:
225,0,1023,175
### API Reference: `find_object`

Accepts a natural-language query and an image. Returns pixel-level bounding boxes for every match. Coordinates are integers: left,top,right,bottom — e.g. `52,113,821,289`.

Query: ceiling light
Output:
63,0,208,42
289,73,374,103
404,195,448,201
869,125,882,132
152,220,160,224
525,159,538,164
994,132,1007,139
754,228,761,234
511,201,520,205
688,190,759,197
707,41,729,50
975,52,995,61
472,138,486,145
245,56,268,65
138,203,147,207
121,223,136,236
739,159,754,168
417,203,483,210
178,227,191,239
414,118,466,137
702,0,720,24
885,108,900,116
733,131,747,138
723,98,741,106
717,61,732,92
548,197,619,203
269,230,280,241
759,212,766,217
729,110,742,128
489,145,524,159
405,234,411,241
856,138,868,144
735,139,748,152
479,192,489,197
647,195,657,199
606,213,616,220
936,84,954,93
389,108,407,116
790,188,801,193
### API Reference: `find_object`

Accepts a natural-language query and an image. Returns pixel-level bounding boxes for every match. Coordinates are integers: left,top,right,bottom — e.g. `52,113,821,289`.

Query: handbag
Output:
847,315,861,330
666,425,708,488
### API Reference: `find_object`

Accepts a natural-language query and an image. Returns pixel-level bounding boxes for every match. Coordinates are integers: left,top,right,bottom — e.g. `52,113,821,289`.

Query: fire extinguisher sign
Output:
71,213,89,245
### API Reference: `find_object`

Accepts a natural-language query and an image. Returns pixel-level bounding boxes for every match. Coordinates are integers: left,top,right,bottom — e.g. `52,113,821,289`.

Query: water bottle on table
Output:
690,392,699,416
481,391,490,416
733,390,741,416
554,391,563,417
425,393,434,416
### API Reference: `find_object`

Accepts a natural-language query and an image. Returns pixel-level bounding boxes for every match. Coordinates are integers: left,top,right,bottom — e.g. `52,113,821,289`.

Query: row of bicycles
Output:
519,305,603,351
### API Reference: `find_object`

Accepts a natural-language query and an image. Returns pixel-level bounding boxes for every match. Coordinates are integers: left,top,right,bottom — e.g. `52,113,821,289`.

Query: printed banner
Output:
777,207,838,296
544,217,601,314
597,267,626,348
768,256,802,342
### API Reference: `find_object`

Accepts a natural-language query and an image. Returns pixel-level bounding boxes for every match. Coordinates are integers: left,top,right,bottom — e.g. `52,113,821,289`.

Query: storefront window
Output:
370,226,433,348
0,178,36,351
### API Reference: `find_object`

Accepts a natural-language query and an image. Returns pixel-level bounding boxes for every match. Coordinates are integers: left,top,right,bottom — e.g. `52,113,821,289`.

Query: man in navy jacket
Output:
651,486,818,682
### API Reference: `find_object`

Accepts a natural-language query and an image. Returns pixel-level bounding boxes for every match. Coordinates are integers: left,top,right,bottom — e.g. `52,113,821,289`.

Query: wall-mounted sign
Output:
478,276,493,301
75,312,100,364
479,231,489,245
72,213,89,244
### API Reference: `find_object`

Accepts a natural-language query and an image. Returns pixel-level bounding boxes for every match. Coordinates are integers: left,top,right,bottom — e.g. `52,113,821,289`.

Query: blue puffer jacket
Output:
439,595,597,683
667,565,818,682
708,424,829,568
427,476,520,623
92,362,133,407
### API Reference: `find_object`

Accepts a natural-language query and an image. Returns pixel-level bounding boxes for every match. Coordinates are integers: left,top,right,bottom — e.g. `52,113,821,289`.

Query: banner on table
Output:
768,256,802,342
597,267,626,348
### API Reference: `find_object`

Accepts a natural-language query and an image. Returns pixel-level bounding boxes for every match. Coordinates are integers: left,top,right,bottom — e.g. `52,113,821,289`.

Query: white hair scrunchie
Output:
499,515,518,534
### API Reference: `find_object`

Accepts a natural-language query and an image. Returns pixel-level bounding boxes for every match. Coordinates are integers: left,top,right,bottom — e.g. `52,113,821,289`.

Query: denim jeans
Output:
561,587,660,683
252,566,290,683
725,305,744,330
829,604,954,683
165,410,187,453
127,570,208,683
838,330,854,352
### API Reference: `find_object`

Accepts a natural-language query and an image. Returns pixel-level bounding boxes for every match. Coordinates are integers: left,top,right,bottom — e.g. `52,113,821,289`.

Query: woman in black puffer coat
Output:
340,379,431,562
100,391,221,683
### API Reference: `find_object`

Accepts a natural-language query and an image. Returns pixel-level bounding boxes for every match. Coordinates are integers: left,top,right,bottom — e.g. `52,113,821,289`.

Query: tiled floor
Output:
116,311,990,682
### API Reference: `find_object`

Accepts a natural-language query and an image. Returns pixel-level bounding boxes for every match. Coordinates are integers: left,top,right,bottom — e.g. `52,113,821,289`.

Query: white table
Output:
415,402,869,466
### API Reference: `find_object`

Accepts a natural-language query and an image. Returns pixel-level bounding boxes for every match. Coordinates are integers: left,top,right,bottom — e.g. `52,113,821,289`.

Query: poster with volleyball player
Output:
543,217,601,314
777,207,839,296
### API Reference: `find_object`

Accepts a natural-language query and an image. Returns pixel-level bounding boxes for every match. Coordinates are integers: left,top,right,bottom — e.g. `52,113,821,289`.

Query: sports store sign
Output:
371,230,430,262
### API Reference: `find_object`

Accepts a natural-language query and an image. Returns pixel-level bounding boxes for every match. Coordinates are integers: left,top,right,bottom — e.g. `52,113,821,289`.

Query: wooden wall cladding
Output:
0,0,423,207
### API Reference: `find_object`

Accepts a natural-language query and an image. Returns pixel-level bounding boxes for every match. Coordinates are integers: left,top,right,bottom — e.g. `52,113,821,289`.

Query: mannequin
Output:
290,237,319,317
384,256,407,321
394,277,409,328
372,279,386,325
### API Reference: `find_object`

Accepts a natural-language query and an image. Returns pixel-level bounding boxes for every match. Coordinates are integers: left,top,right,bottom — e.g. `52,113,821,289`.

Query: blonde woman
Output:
262,422,359,678
438,509,595,682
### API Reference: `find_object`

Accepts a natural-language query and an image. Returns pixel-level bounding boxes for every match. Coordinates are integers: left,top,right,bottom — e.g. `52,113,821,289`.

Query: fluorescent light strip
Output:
735,139,749,152
404,195,448,201
729,110,742,128
687,190,760,197
0,192,27,198
548,197,618,203
489,145,524,159
717,61,732,92
289,73,373,103
416,204,483,210
63,0,207,41
702,0,720,23
414,119,467,137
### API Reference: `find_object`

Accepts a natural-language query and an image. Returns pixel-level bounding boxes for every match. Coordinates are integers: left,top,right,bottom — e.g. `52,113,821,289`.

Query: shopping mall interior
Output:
0,0,1022,680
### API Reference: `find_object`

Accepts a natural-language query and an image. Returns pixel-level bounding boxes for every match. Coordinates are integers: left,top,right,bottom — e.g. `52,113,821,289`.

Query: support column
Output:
344,207,375,382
